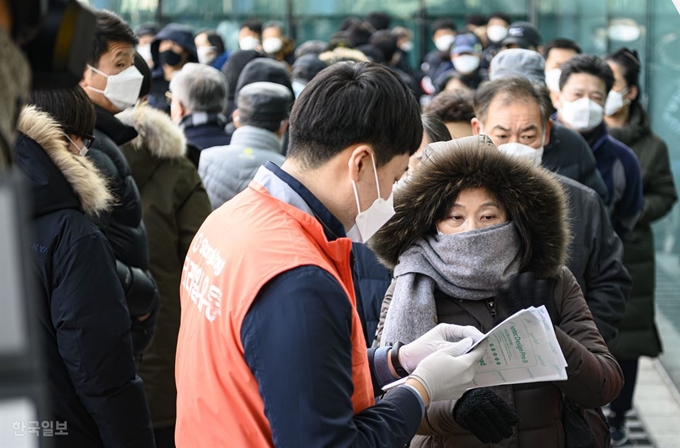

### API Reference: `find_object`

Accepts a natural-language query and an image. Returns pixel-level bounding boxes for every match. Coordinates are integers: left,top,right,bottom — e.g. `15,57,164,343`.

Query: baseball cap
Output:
490,49,546,85
501,21,542,49
451,33,482,55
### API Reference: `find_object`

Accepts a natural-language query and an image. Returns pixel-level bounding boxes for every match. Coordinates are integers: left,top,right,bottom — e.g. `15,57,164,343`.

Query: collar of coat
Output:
369,135,569,279
116,102,187,160
17,106,114,216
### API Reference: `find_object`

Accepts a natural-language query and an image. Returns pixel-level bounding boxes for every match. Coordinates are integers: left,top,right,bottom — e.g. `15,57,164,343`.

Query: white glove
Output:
409,339,488,403
399,324,484,373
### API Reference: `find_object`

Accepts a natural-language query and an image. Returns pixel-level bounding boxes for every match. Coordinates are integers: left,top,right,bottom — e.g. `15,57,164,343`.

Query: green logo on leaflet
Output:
511,326,529,364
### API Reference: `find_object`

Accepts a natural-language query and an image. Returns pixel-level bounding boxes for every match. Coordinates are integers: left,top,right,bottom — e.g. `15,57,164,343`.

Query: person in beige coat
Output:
371,135,623,448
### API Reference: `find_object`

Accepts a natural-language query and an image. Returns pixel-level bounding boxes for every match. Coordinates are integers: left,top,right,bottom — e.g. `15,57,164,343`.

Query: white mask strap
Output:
369,151,381,199
87,65,109,78
350,151,381,214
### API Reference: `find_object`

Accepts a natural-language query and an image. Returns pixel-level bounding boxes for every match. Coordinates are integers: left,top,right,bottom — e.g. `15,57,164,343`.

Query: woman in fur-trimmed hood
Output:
371,136,622,448
15,89,155,447
116,101,211,437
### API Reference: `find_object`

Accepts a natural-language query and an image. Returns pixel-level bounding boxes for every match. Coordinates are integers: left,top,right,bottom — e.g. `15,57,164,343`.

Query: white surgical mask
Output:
604,88,630,116
498,142,544,167
292,80,307,99
137,44,152,63
197,46,217,65
453,54,480,74
400,41,414,52
262,37,283,54
346,152,395,243
545,68,562,93
65,135,89,157
239,36,260,51
86,65,144,112
560,97,604,132
435,34,456,52
487,25,508,43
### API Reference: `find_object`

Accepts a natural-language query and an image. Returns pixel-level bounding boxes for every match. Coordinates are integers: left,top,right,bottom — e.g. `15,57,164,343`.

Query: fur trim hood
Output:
370,135,569,279
17,106,113,216
116,103,186,160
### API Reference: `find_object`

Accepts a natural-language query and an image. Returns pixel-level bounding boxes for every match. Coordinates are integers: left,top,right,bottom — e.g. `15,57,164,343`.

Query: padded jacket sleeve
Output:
51,233,155,448
241,266,423,448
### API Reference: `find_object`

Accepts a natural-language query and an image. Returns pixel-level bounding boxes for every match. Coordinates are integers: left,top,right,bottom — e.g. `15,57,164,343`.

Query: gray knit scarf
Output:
380,222,522,346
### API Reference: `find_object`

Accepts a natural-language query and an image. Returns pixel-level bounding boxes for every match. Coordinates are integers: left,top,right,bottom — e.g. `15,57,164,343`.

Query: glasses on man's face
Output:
81,134,96,149
165,91,173,105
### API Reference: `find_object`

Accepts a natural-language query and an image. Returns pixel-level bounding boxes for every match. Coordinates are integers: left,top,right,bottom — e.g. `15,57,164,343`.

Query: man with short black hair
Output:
195,29,228,69
170,62,230,150
175,62,487,447
472,75,631,343
239,19,262,50
481,11,512,69
422,18,457,81
556,54,643,238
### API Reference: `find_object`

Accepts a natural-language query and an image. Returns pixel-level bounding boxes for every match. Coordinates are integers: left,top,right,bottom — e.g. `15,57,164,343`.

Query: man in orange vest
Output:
175,62,487,447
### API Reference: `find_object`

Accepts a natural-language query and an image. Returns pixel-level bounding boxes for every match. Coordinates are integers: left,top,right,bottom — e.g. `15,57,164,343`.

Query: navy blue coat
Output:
353,243,392,346
15,112,154,448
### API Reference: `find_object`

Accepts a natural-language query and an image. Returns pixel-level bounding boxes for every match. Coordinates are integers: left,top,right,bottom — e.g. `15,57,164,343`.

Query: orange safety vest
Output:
175,181,374,447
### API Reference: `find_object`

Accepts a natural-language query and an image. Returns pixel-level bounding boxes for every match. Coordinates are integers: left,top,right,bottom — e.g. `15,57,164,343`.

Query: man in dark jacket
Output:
170,62,230,150
148,23,198,113
17,89,154,448
488,48,609,203
80,10,159,359
472,76,632,342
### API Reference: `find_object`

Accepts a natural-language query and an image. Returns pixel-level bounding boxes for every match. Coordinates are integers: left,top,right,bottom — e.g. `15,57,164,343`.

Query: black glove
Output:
453,388,520,444
494,272,559,326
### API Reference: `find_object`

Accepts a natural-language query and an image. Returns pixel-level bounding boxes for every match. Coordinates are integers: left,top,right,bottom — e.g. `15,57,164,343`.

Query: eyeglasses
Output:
82,134,96,149
165,91,173,105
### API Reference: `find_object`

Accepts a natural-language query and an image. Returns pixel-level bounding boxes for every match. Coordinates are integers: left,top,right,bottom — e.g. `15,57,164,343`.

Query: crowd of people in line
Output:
12,7,678,448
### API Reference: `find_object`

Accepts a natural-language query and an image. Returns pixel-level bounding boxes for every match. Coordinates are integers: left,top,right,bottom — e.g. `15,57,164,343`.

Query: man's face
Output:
239,27,260,41
81,41,136,113
558,73,607,108
545,48,578,71
473,94,546,149
195,32,211,49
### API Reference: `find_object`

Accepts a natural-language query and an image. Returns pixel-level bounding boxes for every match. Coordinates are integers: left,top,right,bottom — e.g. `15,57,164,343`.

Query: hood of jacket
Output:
370,135,569,279
16,106,113,218
151,23,199,67
116,103,187,187
608,102,651,147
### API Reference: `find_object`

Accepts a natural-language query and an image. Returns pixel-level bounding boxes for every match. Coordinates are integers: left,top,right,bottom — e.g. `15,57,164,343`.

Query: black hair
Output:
434,70,474,94
559,54,614,93
370,31,398,63
346,23,374,48
425,90,475,123
339,17,362,32
488,12,511,26
241,19,262,35
606,47,641,102
366,12,391,31
422,114,452,143
136,22,159,38
356,44,385,64
542,38,582,60
89,10,138,67
465,14,488,27
432,19,457,36
533,84,554,128
288,62,422,169
198,30,225,55
473,76,544,126
134,52,152,99
263,21,285,33
29,87,96,138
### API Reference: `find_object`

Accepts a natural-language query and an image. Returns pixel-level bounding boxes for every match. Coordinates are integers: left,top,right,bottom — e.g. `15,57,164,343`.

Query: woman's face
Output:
437,187,508,235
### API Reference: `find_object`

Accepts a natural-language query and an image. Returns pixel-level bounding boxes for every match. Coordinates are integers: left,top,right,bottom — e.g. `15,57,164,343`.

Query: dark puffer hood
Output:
151,23,198,68
370,135,569,279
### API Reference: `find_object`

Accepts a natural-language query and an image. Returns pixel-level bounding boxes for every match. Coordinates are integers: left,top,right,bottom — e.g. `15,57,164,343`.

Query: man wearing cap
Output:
198,82,292,209
434,33,487,92
501,21,543,52
490,49,608,203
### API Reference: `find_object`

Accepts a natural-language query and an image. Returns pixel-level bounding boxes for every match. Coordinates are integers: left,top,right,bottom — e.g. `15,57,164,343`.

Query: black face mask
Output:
160,49,183,67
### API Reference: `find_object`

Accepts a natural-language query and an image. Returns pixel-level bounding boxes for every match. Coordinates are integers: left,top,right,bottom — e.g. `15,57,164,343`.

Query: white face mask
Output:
453,54,480,74
262,37,283,54
497,142,544,167
545,68,562,93
86,65,144,112
435,34,456,52
560,97,604,132
292,80,307,99
604,88,630,116
487,25,508,43
239,36,260,51
137,44,152,63
400,41,414,52
197,46,217,64
346,152,396,244
65,135,89,157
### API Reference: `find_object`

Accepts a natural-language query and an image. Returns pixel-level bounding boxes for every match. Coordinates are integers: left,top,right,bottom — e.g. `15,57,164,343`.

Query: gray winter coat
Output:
198,125,286,209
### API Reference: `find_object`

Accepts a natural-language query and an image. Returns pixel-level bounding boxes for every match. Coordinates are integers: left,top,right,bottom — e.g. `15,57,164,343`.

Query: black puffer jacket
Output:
88,105,159,358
